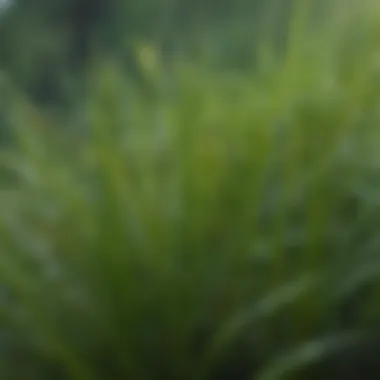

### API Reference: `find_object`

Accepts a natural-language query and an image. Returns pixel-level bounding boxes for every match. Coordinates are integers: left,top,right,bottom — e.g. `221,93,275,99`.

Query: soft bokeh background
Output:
1,1,380,379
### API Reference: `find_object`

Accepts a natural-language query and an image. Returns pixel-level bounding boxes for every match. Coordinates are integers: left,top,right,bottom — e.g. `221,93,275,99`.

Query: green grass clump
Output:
1,1,380,379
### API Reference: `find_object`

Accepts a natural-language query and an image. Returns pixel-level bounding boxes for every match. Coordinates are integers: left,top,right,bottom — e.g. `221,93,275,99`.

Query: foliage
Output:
1,0,380,379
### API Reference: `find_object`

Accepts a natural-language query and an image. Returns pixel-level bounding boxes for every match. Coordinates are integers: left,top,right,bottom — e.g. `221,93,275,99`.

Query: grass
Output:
1,0,380,379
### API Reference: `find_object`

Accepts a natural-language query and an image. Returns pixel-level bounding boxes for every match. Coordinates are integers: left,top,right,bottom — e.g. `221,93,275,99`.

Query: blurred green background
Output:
0,0,295,108
1,0,380,379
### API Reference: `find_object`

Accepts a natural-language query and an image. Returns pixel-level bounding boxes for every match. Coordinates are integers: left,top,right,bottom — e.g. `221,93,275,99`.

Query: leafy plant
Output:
1,1,380,379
